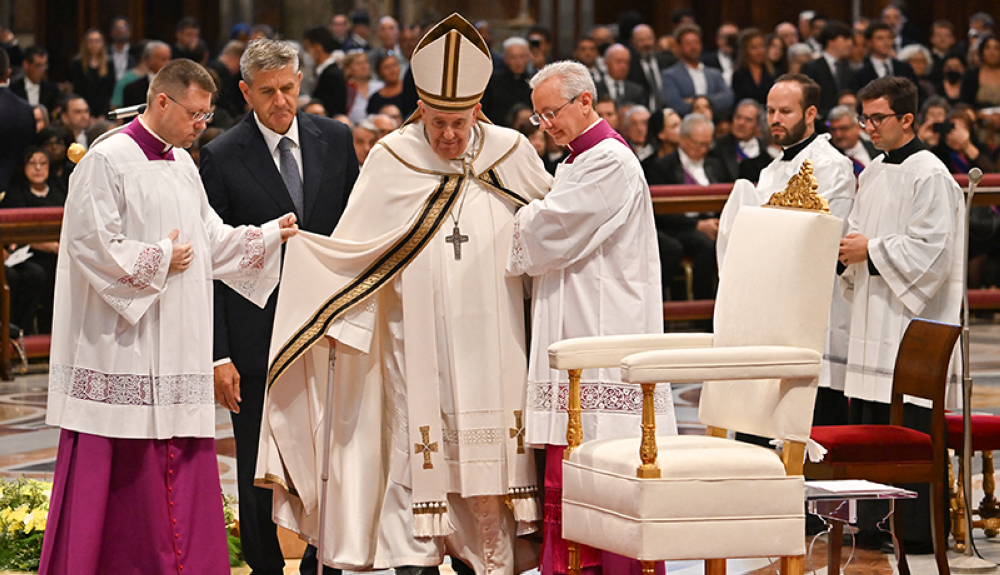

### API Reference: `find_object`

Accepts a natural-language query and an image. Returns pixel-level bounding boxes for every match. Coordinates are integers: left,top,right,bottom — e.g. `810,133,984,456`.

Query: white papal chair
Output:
547,163,843,575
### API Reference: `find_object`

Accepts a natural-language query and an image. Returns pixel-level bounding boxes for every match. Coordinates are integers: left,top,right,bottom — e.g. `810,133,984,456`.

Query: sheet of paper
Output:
4,245,33,268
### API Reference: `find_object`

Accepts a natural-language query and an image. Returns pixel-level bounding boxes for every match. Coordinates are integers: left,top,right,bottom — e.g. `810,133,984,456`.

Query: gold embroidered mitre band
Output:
410,13,493,111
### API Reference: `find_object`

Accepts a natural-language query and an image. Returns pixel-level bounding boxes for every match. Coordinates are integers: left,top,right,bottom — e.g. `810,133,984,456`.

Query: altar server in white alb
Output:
39,59,297,575
508,60,671,575
839,76,963,550
717,74,855,426
256,14,552,574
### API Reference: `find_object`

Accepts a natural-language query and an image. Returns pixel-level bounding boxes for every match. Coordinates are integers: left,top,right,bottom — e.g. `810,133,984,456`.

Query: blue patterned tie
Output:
278,137,304,216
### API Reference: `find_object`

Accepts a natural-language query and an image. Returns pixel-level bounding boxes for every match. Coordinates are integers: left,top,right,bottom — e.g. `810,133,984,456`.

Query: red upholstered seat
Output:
945,413,1000,452
810,425,934,463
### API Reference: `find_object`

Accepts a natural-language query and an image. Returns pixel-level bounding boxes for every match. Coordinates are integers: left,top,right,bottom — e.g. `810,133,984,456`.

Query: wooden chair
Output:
550,201,844,575
946,411,1000,550
805,319,961,575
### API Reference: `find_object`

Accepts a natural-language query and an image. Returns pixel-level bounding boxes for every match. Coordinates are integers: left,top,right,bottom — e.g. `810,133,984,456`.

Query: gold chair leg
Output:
980,450,1000,538
641,560,656,575
567,541,581,575
780,555,804,575
953,453,968,551
705,558,726,575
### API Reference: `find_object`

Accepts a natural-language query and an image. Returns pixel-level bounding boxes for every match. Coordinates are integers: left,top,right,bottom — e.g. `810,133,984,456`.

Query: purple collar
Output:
121,118,175,161
565,119,630,164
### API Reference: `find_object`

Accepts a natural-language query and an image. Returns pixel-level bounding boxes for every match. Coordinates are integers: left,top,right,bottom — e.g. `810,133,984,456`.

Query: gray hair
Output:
529,60,598,102
503,37,529,53
680,112,713,136
735,98,761,115
827,104,857,123
143,40,169,61
897,44,931,66
621,105,650,129
787,43,814,62
241,39,299,86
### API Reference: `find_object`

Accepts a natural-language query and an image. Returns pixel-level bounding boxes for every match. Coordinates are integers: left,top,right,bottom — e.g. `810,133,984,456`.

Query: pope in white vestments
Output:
717,76,855,423
39,61,296,575
256,15,553,574
506,61,671,575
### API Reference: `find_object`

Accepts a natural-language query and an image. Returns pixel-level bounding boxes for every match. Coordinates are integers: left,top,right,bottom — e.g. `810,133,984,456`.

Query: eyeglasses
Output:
530,94,581,126
858,112,901,128
166,94,215,123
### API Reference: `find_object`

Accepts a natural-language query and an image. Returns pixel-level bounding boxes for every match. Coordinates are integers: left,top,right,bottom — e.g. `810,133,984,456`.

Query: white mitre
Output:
407,13,493,121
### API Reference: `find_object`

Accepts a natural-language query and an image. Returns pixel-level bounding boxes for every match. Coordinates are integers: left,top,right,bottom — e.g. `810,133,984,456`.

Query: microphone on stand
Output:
107,104,146,120
953,166,999,572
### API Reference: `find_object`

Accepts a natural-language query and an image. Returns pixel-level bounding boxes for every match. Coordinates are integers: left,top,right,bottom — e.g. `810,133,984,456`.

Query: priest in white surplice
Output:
255,15,552,574
507,61,671,575
839,76,963,550
39,60,297,575
717,74,855,428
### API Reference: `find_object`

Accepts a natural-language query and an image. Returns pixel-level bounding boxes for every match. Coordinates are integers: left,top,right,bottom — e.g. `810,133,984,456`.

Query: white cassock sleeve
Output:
65,152,173,326
866,171,959,316
201,189,284,309
507,147,634,276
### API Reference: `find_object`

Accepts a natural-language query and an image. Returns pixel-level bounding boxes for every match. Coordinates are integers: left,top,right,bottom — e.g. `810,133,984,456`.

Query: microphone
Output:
107,104,146,120
969,167,984,186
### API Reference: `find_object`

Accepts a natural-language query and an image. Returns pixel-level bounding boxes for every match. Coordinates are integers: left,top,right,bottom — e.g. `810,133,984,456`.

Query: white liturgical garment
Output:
718,132,855,390
507,120,674,446
840,144,964,406
257,120,552,571
45,120,283,440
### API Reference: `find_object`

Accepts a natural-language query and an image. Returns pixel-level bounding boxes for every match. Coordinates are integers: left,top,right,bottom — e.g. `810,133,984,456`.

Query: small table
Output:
806,480,917,575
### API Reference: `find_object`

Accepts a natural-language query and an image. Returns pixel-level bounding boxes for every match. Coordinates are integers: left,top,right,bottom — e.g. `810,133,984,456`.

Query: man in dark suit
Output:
644,113,724,302
854,21,919,94
122,41,171,107
800,21,855,120
710,99,769,182
206,40,246,120
200,39,359,575
826,104,882,175
302,25,347,117
701,22,739,85
10,45,61,112
595,43,648,108
628,24,674,111
481,37,534,125
0,47,35,192
662,24,734,117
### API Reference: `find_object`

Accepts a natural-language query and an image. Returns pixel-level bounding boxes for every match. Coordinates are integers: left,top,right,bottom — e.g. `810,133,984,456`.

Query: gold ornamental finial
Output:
764,159,830,213
67,143,87,164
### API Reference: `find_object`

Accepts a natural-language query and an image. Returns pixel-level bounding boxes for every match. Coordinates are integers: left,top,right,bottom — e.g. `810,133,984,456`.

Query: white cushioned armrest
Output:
548,333,714,370
622,346,821,384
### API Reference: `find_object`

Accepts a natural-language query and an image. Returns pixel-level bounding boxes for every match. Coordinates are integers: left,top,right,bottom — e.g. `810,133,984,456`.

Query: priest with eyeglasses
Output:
256,14,552,575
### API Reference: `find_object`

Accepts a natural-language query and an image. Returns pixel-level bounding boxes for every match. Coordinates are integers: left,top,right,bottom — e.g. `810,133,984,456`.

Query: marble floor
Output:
9,323,1000,574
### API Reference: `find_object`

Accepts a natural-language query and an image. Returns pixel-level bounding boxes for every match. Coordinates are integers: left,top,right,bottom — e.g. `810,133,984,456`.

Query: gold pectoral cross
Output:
509,410,526,454
415,425,439,469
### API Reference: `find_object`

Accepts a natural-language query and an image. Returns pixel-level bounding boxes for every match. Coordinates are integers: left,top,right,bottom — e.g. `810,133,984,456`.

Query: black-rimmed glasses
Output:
857,112,901,128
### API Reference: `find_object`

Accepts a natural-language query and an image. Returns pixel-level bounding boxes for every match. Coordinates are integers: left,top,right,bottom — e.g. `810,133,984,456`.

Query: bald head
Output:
604,43,631,81
632,24,655,57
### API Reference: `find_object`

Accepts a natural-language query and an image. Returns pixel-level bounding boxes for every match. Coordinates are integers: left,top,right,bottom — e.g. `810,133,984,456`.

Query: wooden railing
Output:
0,207,63,380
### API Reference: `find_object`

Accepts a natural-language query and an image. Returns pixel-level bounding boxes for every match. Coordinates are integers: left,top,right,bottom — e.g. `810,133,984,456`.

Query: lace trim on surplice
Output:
527,380,672,414
49,364,213,406
508,213,528,275
224,228,266,298
100,245,163,312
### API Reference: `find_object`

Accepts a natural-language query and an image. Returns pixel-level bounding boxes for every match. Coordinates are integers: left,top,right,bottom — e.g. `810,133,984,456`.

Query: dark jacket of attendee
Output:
1,179,67,208
10,76,62,112
313,62,349,118
481,65,533,126
643,149,726,230
731,66,775,106
710,133,770,182
853,57,919,94
0,88,35,192
595,75,649,108
68,58,116,117
206,59,245,119
121,75,150,108
800,57,854,119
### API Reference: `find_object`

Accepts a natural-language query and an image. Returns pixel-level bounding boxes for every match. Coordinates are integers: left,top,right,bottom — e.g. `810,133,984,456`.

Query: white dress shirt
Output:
679,148,709,185
685,62,708,95
254,113,303,181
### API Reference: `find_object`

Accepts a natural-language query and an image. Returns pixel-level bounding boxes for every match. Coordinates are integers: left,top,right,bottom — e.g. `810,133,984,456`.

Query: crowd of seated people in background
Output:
2,5,1000,326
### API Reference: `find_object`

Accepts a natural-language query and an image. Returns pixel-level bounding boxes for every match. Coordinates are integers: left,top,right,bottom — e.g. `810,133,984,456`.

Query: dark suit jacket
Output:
800,57,853,119
854,57,919,94
481,65,533,126
9,77,62,112
200,111,359,380
709,134,768,183
595,75,648,108
0,88,36,192
628,51,674,109
642,150,725,232
122,76,150,108
313,63,349,117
